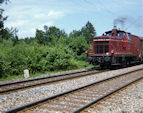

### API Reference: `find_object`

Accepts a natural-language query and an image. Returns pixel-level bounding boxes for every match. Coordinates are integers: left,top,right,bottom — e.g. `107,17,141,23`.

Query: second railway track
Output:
0,68,105,94
3,68,143,113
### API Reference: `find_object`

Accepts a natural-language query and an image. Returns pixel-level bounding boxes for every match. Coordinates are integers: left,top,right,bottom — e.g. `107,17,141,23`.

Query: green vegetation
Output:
0,1,96,81
0,63,93,81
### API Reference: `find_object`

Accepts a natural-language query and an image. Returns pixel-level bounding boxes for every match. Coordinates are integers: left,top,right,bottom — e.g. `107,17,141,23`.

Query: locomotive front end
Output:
87,36,112,67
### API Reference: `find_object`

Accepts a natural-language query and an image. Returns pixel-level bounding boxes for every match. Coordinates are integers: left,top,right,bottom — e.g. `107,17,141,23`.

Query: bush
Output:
0,35,90,78
0,40,49,76
46,45,76,71
68,36,88,58
0,40,14,77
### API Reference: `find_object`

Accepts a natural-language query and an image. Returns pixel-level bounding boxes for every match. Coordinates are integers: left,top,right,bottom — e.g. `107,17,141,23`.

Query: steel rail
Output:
0,68,102,93
2,68,143,113
71,73,143,113
0,68,96,87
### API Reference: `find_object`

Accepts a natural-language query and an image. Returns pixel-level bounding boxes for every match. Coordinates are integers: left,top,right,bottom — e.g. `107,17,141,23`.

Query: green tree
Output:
68,36,88,60
0,9,8,39
35,29,45,44
23,37,36,45
81,21,96,42
3,27,18,39
69,21,96,43
0,0,7,31
45,26,67,39
69,30,82,38
0,0,18,41
0,0,9,4
36,25,67,45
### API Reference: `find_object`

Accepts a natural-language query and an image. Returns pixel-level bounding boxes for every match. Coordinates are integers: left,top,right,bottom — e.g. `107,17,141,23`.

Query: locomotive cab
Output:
87,32,113,67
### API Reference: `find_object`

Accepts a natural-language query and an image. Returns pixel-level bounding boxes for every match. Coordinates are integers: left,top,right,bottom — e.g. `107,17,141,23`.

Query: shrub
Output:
0,35,91,78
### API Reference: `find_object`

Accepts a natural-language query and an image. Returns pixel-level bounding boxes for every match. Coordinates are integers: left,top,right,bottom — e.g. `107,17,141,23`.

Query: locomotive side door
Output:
121,32,127,50
117,31,127,50
126,33,131,52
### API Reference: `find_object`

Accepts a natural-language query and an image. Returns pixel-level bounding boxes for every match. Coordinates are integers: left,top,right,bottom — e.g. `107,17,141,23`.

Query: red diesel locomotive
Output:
86,26,143,68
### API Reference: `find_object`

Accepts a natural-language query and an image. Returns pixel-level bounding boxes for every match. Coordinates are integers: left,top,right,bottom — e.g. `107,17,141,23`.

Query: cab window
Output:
127,33,131,40
117,32,125,38
106,32,112,36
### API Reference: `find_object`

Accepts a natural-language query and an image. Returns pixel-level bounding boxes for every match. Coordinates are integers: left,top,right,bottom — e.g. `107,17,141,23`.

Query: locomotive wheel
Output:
100,64,106,69
126,60,131,67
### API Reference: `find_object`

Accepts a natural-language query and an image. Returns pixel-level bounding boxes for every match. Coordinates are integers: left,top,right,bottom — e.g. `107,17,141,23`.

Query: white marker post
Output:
24,69,29,79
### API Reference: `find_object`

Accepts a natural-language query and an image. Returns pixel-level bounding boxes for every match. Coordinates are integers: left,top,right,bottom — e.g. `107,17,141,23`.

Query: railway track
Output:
0,68,104,94
3,68,143,113
79,78,143,113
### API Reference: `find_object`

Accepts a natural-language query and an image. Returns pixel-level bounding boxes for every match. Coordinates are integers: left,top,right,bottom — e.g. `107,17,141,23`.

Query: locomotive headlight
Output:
111,50,114,54
106,52,109,55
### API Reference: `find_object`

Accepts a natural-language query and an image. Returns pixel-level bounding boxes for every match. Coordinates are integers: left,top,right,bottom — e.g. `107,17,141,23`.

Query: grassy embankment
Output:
0,62,94,81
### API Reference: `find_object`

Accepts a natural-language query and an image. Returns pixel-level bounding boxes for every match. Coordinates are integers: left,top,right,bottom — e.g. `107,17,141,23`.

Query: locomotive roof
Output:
105,29,126,33
139,37,143,39
102,28,143,39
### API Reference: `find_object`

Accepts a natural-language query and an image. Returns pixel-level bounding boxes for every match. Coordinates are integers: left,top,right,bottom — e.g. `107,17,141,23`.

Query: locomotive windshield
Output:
106,33,112,36
94,41,109,54
103,31,113,36
117,31,126,38
104,31,126,38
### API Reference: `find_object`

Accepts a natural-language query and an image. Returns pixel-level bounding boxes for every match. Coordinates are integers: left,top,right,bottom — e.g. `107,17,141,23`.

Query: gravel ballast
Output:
1,64,143,112
82,78,143,113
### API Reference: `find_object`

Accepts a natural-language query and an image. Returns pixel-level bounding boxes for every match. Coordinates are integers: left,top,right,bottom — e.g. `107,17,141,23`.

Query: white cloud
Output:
34,13,47,19
16,21,54,38
47,10,64,19
34,10,65,20
5,20,28,27
36,21,54,30
3,1,66,38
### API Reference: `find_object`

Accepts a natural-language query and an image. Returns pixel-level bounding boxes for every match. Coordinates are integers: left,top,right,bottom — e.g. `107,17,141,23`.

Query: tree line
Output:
0,1,96,78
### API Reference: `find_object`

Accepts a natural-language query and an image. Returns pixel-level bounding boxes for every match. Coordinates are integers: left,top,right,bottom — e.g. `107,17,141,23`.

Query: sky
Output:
1,0,143,38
